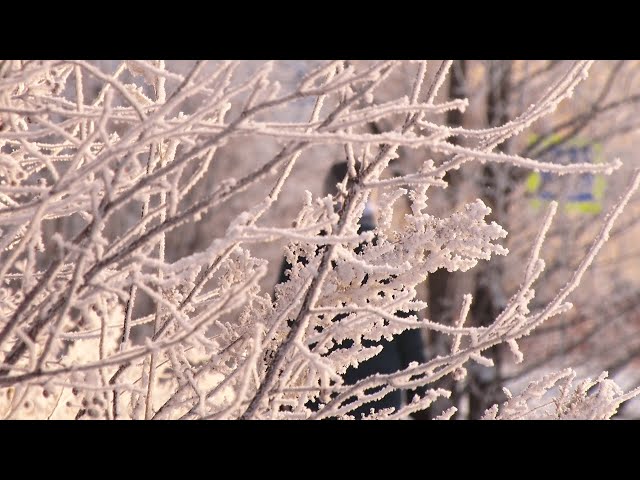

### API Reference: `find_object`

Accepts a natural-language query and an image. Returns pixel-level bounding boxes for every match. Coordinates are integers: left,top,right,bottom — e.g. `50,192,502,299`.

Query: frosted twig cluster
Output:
0,60,637,419
483,368,640,419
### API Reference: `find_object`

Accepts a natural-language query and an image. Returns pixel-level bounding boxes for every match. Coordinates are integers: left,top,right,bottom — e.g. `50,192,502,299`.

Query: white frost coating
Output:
0,60,637,420
483,369,640,420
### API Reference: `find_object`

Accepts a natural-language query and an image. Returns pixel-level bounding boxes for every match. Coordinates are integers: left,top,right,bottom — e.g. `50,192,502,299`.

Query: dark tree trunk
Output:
426,60,468,419
427,61,468,321
467,60,513,419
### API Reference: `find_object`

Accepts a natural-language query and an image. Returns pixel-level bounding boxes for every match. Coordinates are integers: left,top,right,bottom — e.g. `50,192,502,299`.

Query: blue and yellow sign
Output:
525,134,606,214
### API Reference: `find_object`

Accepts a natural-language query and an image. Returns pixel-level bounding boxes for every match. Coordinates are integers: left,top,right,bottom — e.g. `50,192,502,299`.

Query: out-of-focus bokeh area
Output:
46,61,640,418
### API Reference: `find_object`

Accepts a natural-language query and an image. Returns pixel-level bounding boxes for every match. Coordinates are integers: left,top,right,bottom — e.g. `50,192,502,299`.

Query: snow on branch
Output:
0,60,636,420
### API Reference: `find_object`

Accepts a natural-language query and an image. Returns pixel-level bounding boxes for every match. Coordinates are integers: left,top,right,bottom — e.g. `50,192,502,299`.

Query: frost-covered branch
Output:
0,60,636,420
